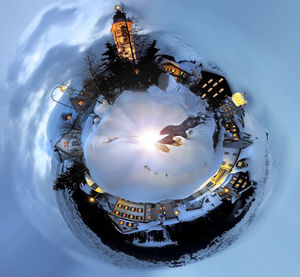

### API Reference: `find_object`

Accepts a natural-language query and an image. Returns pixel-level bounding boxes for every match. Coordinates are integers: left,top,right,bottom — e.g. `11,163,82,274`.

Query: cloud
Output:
1,0,300,276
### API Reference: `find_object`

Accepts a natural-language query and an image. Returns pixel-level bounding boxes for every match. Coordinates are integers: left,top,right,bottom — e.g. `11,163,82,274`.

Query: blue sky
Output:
0,0,300,276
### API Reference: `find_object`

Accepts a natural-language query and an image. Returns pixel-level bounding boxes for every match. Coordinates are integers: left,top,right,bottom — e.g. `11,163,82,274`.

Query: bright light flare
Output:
137,129,162,151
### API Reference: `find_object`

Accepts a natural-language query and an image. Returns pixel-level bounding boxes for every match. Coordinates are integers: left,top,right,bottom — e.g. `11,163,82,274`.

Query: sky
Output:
0,0,300,276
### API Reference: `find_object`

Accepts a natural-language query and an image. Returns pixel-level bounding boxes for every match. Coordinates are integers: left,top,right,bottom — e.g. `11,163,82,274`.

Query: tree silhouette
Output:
136,40,162,88
53,162,87,191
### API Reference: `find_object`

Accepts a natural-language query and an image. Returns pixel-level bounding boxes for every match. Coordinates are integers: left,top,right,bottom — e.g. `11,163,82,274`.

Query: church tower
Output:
110,5,136,61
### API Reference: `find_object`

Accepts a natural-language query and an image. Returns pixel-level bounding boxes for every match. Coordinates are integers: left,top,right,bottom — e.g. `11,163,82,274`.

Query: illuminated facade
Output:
110,6,136,61
193,71,232,108
232,92,248,107
161,60,192,81
54,129,83,159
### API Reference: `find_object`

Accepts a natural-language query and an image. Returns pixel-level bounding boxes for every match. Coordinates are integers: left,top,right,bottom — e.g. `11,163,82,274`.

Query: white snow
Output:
84,78,222,202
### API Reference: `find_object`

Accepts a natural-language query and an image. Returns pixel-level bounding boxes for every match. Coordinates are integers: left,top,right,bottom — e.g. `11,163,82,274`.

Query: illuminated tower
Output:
110,5,136,61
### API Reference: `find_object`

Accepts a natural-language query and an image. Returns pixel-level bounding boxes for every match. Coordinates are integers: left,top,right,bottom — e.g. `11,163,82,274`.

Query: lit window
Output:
120,221,124,225
208,79,213,83
208,88,213,92
137,208,143,213
137,216,142,220
129,214,134,219
213,82,218,87
117,203,123,208
78,100,83,106
213,93,218,98
147,215,151,220
219,88,224,92
124,206,129,210
130,207,136,212
114,211,120,215
219,78,224,82
202,83,207,88
147,208,151,212
122,213,127,217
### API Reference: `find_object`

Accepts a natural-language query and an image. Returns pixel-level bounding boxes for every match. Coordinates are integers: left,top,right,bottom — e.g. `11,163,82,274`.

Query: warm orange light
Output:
89,197,95,203
224,187,230,193
59,85,67,92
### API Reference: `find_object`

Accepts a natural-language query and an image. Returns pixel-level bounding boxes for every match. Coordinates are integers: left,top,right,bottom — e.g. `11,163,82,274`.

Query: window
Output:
129,214,134,219
137,208,143,213
147,208,151,212
114,211,120,215
122,213,127,217
137,216,142,220
202,83,207,88
219,88,224,93
219,78,224,82
117,203,123,208
147,215,151,220
124,206,129,210
127,222,133,227
130,207,136,212
208,79,213,83
224,152,229,155
208,88,213,92
120,221,124,225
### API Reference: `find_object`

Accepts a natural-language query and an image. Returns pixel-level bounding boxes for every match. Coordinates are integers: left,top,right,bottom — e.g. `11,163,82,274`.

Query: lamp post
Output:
50,85,75,109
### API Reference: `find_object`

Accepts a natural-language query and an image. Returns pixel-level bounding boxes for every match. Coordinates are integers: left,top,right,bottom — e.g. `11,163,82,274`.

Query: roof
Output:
161,59,192,75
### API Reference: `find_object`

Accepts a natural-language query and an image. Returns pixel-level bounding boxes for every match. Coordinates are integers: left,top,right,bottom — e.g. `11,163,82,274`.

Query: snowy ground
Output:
84,77,222,202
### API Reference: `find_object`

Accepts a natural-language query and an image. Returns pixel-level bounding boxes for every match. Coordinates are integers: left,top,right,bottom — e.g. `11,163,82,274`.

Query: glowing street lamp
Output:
51,84,84,109
89,197,95,203
51,86,74,109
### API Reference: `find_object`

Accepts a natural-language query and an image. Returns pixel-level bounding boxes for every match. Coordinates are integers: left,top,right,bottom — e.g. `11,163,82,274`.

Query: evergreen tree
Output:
53,162,87,191
137,40,162,87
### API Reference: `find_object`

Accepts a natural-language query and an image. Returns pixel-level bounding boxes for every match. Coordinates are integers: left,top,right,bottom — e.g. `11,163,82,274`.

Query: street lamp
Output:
50,85,75,109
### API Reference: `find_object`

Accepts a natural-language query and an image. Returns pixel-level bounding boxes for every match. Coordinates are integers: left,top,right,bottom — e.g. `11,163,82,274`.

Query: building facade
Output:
110,6,136,61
